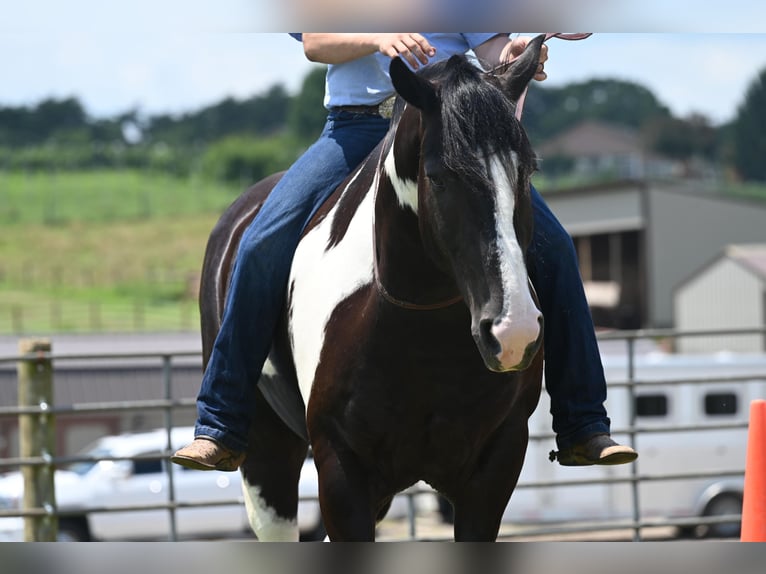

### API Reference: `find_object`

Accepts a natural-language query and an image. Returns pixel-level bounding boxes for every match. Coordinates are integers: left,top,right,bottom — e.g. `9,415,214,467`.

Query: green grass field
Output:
2,168,764,337
0,169,241,335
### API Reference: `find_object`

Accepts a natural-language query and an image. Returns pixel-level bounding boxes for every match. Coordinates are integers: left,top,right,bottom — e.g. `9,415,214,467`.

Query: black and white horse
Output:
199,35,546,541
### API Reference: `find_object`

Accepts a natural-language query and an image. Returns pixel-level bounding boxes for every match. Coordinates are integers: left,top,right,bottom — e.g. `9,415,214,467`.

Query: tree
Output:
732,67,766,181
0,98,89,146
288,66,327,142
34,98,88,139
144,85,292,146
522,79,671,144
200,134,302,185
643,113,718,161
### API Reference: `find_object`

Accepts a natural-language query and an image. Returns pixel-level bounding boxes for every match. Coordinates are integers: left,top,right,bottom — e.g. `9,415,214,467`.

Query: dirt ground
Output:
375,511,680,542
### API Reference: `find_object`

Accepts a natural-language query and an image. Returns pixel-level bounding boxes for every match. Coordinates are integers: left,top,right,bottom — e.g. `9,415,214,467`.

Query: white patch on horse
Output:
240,477,299,541
383,144,418,212
288,175,375,406
489,153,542,370
261,359,277,377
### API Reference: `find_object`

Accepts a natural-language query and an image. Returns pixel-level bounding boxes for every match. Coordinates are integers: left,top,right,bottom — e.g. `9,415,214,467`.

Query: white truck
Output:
0,426,325,541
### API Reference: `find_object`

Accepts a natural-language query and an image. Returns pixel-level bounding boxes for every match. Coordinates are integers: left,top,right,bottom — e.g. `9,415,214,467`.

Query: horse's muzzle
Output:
477,313,543,372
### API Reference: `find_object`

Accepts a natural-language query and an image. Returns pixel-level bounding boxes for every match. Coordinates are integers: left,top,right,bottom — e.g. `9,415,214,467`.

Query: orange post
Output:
741,399,766,542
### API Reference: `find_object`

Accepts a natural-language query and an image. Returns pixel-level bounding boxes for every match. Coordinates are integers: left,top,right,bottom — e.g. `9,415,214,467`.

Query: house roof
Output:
537,120,644,157
676,243,766,294
726,244,766,280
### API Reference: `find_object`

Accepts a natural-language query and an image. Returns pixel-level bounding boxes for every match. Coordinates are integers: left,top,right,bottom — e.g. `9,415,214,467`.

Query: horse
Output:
198,35,546,541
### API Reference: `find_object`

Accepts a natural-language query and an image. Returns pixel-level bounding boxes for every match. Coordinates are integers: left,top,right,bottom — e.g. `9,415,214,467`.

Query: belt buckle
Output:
378,97,395,119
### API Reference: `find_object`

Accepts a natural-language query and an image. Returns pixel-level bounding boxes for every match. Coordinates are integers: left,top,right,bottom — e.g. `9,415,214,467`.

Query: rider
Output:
172,33,637,471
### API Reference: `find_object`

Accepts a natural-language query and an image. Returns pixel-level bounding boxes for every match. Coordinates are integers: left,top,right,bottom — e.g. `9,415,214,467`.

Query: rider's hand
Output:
508,36,549,81
374,33,436,69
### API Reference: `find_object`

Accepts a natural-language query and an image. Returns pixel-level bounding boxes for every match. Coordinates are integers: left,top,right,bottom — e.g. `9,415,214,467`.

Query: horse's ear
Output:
499,34,545,104
390,57,439,113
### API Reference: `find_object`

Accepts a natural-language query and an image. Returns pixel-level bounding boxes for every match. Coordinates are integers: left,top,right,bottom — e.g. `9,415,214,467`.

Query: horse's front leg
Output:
312,441,377,541
451,423,531,542
240,388,308,541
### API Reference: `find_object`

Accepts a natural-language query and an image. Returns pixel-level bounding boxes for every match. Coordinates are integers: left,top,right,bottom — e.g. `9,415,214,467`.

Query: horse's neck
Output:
373,156,459,309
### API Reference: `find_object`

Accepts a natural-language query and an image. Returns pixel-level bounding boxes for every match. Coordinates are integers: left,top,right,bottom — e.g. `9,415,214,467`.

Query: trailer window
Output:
704,393,738,416
635,394,668,417
133,453,163,475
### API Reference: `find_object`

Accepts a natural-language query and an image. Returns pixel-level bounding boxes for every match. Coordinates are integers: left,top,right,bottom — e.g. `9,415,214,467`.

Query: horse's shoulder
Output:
302,149,379,247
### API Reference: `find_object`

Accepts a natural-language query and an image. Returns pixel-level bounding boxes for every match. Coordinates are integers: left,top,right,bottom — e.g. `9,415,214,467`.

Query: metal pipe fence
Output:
0,326,764,541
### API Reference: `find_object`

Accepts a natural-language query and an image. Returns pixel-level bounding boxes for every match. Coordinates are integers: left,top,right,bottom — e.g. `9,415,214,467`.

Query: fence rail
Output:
1,326,765,541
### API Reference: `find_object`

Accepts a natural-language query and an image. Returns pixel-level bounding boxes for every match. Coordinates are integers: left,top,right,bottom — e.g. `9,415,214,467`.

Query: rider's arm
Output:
301,33,435,70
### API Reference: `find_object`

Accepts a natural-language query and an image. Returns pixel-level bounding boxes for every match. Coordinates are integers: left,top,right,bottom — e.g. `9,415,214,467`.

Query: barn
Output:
541,180,766,330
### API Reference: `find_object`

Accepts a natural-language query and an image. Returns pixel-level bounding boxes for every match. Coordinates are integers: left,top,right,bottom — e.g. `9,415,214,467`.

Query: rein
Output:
373,256,464,311
514,33,592,120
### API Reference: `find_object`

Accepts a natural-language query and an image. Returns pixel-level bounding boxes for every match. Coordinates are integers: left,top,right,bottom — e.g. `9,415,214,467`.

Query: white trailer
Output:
503,351,766,537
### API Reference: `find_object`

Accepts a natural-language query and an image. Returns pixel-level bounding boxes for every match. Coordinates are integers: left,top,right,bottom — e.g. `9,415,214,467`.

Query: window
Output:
133,454,163,475
704,393,738,416
635,394,668,417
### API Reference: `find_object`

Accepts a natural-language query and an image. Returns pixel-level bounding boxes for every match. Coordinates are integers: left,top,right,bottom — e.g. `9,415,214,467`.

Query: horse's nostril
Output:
479,318,501,355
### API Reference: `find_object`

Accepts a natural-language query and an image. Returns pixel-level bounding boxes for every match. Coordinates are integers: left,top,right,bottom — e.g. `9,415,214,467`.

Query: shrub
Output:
200,134,303,186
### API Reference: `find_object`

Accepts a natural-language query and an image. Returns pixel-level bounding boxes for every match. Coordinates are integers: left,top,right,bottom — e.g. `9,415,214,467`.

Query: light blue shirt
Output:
290,34,504,109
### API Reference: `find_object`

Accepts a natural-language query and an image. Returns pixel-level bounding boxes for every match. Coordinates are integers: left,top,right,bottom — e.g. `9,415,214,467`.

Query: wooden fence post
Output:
17,338,57,541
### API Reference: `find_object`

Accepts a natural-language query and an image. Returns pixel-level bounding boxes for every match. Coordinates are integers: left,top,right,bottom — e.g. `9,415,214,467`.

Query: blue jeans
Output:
196,111,391,451
195,112,609,452
527,187,610,449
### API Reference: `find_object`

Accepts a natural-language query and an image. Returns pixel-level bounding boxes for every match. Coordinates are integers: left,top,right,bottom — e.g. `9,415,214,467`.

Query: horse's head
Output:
388,35,545,372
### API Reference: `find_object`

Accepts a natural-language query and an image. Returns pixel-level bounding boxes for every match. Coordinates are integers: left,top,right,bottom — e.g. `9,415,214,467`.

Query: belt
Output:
331,97,395,119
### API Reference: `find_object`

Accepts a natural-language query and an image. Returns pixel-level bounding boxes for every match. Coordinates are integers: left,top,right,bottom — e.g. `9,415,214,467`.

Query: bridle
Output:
373,32,592,311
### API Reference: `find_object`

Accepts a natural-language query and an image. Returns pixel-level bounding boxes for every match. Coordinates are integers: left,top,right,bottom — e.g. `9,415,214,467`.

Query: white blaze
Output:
489,154,541,368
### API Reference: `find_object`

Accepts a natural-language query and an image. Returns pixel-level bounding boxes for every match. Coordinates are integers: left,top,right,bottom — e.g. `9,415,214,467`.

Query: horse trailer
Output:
503,351,766,537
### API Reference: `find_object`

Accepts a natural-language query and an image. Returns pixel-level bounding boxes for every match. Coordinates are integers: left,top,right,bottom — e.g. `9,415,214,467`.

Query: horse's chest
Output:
319,313,520,466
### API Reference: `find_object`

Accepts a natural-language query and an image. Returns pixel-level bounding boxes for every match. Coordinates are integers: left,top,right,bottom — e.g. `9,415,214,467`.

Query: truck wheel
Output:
702,493,742,538
58,517,91,542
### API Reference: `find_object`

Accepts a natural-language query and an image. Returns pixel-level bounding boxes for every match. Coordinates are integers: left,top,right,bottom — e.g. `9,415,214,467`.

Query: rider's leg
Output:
172,111,390,470
526,185,637,466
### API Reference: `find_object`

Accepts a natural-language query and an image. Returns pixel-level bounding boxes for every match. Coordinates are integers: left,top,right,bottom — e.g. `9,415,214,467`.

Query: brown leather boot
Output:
171,437,245,471
550,434,638,466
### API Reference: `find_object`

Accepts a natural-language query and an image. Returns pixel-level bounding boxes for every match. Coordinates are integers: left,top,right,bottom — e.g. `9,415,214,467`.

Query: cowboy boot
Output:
550,434,638,466
171,436,245,471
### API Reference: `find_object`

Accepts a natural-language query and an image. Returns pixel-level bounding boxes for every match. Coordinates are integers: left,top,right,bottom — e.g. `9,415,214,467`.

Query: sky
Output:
2,2,766,127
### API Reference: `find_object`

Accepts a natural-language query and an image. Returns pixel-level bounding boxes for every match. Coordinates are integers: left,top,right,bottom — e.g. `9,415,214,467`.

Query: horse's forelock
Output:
434,57,532,185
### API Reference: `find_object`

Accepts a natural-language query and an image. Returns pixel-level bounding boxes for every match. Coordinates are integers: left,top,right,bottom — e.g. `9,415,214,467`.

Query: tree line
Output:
1,64,765,182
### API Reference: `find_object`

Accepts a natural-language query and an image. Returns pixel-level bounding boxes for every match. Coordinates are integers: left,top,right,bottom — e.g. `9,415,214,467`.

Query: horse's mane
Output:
393,55,536,188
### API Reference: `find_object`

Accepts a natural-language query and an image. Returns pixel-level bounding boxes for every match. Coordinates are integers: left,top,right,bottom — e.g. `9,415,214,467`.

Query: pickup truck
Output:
0,426,325,541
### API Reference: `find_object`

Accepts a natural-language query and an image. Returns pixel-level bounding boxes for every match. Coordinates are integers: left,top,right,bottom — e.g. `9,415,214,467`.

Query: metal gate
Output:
1,327,764,541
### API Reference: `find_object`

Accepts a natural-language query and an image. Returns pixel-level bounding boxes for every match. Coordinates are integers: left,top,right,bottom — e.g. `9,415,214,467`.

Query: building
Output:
541,180,766,330
537,120,682,180
674,244,766,353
